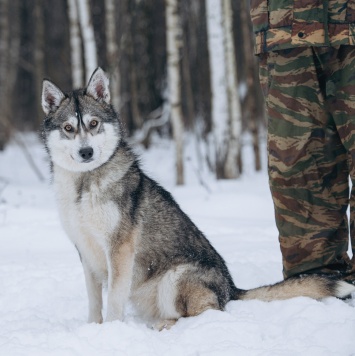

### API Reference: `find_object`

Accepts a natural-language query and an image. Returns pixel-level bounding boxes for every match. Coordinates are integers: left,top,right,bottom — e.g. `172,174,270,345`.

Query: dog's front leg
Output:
82,260,103,323
105,240,135,322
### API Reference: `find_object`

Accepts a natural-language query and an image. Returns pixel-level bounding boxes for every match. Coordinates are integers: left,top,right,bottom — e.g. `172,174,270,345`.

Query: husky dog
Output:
41,68,355,329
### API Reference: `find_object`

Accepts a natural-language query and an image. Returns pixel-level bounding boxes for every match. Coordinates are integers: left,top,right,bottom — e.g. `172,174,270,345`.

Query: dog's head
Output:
41,68,122,172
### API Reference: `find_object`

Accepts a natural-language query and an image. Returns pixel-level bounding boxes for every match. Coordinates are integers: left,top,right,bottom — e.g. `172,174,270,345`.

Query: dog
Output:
41,68,355,330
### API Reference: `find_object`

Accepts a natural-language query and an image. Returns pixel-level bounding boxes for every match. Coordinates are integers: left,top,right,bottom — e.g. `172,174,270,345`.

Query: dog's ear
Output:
42,80,65,115
86,67,110,104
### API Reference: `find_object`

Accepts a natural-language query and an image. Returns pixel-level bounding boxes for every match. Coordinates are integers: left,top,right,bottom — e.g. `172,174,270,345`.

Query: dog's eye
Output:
64,124,73,132
90,120,98,128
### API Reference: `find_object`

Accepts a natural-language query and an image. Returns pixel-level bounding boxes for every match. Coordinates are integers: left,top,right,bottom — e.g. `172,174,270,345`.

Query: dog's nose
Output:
79,147,93,161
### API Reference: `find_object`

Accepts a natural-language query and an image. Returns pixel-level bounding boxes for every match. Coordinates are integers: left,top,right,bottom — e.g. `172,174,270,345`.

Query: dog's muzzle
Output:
79,147,94,162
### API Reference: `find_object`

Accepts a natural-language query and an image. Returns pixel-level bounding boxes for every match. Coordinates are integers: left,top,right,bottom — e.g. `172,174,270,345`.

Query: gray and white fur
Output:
41,68,355,329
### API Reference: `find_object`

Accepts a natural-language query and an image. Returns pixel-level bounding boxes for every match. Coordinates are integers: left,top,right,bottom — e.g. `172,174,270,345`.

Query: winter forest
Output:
2,1,355,354
0,0,264,184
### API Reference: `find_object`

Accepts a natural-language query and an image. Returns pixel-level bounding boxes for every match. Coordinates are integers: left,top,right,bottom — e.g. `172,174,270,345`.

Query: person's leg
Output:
263,47,350,279
329,45,355,275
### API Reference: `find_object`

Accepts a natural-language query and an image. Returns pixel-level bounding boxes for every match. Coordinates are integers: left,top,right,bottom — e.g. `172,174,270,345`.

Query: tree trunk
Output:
76,0,98,82
129,46,142,129
5,0,20,142
0,0,10,149
105,0,121,112
182,29,195,129
166,0,184,185
222,0,242,179
206,0,242,179
34,0,45,127
68,0,83,88
0,0,9,102
240,0,262,171
206,0,229,178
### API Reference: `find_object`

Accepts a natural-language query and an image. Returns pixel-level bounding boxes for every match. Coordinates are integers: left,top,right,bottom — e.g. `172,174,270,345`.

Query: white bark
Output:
77,0,98,83
68,0,83,88
222,0,242,178
165,0,184,185
206,0,229,177
206,0,241,179
105,0,121,111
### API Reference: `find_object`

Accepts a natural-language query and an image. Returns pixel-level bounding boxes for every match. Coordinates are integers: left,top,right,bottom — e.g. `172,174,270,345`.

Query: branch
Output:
128,101,170,146
13,134,45,182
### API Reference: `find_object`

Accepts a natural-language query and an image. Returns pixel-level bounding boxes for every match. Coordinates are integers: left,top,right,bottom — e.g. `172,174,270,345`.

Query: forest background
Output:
0,0,265,184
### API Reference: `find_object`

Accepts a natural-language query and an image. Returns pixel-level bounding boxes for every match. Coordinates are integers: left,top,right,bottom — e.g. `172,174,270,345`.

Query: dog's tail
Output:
233,275,355,301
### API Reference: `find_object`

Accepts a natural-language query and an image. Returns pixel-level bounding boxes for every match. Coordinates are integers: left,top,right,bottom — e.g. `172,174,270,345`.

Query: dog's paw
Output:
88,315,103,324
152,319,177,331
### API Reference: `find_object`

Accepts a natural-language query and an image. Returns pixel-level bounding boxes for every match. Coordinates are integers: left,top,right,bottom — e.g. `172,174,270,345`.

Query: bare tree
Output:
105,0,121,111
34,0,45,127
118,0,142,131
180,1,211,132
222,0,242,178
0,0,10,149
165,0,184,185
77,0,97,82
68,0,83,88
206,0,242,179
240,0,262,171
206,0,228,178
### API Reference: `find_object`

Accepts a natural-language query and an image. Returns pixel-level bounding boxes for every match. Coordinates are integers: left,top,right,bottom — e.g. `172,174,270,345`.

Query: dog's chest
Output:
54,168,121,251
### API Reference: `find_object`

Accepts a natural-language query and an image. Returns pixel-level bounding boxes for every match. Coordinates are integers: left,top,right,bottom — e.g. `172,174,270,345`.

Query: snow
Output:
1,134,355,356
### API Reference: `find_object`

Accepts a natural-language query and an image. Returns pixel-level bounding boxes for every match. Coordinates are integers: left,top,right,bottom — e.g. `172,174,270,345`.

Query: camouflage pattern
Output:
259,46,355,278
251,0,355,278
250,0,355,54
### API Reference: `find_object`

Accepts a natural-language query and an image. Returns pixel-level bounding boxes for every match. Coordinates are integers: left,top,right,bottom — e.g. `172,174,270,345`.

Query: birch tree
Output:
68,0,83,88
206,0,242,179
166,0,184,185
222,0,242,178
76,0,97,82
105,0,121,111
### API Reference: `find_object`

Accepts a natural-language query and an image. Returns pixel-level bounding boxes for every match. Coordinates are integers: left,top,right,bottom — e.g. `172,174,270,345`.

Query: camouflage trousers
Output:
259,46,355,278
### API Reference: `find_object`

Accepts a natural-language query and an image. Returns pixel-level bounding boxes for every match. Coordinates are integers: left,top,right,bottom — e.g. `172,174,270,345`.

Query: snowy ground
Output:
1,134,355,356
